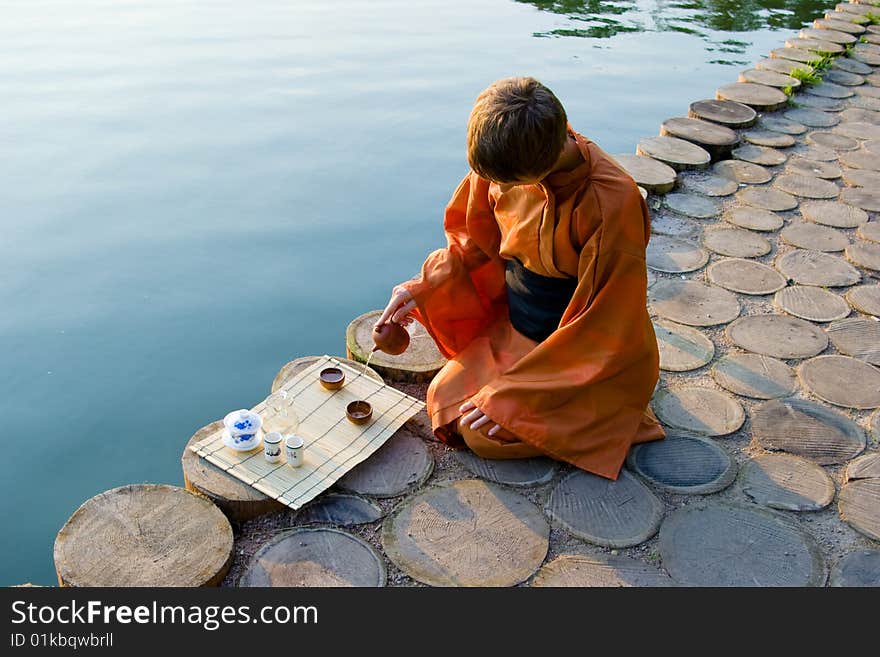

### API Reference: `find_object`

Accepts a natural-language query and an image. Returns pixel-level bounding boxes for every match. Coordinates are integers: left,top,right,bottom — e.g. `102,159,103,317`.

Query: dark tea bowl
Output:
319,367,345,390
346,400,373,425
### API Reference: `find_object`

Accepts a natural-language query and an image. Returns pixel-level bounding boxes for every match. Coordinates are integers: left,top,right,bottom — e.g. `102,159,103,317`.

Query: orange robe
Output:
402,129,665,480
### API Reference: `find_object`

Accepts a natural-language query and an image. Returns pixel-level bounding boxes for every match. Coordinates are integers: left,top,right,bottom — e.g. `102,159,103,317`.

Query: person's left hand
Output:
459,400,502,436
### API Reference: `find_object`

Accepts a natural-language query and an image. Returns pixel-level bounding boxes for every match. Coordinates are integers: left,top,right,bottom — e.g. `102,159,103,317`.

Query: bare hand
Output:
376,285,417,328
459,400,502,437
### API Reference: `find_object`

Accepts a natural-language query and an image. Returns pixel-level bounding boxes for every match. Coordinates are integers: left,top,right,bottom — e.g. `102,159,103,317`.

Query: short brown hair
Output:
466,77,568,183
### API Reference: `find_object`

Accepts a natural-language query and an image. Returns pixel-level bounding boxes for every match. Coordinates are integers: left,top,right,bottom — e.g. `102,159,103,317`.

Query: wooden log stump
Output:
611,154,677,193
851,95,880,113
789,150,843,175
740,454,835,511
799,355,880,409
531,554,673,587
774,286,850,322
724,207,783,232
712,353,797,399
773,173,840,200
758,116,808,135
738,69,800,91
827,318,880,365
858,222,880,244
651,212,702,239
664,192,720,219
835,121,880,141
239,528,386,587
770,47,820,64
346,310,446,383
726,315,828,359
785,108,841,129
842,150,880,171
182,421,286,522
382,479,549,586
713,159,772,185
813,18,865,35
846,285,880,316
795,94,847,112
807,131,859,151
717,83,788,112
785,37,844,55
702,227,771,258
799,27,857,46
652,387,745,436
689,99,756,128
678,172,738,196
751,398,865,464
806,82,856,100
654,319,715,372
801,200,868,228
546,470,663,547
776,249,861,287
855,85,880,100
823,69,865,86
844,169,880,188
707,258,787,296
785,157,843,180
742,130,796,148
791,143,840,162
833,56,872,74
830,550,880,587
738,186,798,212
636,136,711,171
54,484,233,587
659,503,826,587
755,57,814,76
627,434,736,495
852,49,880,66
836,3,876,16
659,117,739,160
649,279,741,327
733,144,789,167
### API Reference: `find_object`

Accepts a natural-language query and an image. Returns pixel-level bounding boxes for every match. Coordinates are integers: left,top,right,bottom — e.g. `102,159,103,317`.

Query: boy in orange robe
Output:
376,77,664,480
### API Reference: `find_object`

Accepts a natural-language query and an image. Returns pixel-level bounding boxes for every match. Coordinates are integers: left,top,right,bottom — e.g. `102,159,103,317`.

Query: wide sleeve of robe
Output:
401,172,508,358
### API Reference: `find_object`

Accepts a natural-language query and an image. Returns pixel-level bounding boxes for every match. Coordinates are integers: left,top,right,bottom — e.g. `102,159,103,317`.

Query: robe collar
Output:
544,125,592,194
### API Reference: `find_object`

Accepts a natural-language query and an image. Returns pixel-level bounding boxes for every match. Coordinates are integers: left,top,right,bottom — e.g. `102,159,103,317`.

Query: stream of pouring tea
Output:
362,351,375,379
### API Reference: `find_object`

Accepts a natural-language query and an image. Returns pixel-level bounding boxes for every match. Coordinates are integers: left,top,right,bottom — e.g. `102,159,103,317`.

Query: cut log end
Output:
54,484,234,587
182,421,286,522
346,310,446,383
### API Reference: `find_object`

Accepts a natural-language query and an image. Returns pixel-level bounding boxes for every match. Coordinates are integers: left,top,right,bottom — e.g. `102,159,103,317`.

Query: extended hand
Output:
376,285,417,328
459,400,502,437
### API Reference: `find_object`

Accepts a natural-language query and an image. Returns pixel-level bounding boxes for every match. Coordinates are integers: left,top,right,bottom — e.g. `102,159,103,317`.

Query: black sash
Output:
505,258,577,342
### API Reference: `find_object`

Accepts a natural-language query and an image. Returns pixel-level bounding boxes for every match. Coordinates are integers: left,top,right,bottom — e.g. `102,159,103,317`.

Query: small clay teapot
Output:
372,322,410,355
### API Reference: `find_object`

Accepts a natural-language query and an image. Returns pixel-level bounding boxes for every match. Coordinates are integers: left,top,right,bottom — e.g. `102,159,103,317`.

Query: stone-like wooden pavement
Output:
51,1,880,588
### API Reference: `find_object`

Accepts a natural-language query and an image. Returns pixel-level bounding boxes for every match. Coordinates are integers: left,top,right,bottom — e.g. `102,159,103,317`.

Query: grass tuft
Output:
789,67,822,85
807,55,835,71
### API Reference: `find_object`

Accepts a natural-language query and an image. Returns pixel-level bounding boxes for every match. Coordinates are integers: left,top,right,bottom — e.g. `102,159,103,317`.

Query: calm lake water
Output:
1,0,836,585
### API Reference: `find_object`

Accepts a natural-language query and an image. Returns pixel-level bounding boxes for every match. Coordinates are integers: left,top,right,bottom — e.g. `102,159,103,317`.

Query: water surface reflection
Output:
520,0,837,63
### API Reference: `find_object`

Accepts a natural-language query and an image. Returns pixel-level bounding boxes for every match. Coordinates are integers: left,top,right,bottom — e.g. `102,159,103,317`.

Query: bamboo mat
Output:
190,355,425,510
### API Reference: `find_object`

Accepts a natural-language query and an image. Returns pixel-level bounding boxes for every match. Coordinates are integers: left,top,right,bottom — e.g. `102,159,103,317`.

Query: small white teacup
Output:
263,432,283,463
285,435,304,468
